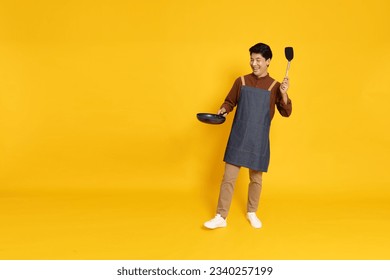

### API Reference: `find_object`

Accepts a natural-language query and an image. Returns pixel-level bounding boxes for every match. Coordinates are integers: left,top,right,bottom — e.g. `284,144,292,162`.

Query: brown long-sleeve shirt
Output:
221,73,292,120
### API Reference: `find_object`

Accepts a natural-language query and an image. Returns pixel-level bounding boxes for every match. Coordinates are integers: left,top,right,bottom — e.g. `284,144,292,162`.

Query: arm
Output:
218,77,241,116
276,77,292,117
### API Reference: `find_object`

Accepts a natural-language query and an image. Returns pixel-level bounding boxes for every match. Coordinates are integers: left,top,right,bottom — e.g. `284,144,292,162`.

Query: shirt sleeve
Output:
275,85,292,117
220,77,241,113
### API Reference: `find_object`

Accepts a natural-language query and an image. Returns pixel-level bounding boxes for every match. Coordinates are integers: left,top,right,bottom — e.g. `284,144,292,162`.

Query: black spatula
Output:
284,47,294,77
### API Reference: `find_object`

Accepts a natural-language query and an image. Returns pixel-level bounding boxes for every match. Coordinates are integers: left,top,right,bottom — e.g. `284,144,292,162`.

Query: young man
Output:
204,43,292,229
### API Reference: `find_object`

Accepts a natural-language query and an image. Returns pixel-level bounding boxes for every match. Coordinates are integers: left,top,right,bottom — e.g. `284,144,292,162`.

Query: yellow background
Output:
1,0,390,259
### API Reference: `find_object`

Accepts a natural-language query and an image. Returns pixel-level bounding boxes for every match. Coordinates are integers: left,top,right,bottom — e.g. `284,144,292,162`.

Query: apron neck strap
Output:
268,80,277,91
240,76,246,86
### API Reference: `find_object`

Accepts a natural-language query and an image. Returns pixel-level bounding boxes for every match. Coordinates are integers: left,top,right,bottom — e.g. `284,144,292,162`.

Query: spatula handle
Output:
285,61,291,78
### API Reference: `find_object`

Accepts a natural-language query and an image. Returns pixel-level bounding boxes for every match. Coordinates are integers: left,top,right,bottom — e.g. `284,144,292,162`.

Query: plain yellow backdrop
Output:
1,0,390,259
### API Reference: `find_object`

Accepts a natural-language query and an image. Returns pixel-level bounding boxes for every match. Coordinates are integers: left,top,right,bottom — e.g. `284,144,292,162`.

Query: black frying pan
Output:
197,113,226,124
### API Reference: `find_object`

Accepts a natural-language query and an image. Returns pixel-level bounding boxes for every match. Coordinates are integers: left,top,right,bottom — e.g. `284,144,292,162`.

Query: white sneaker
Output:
204,214,227,229
246,212,262,228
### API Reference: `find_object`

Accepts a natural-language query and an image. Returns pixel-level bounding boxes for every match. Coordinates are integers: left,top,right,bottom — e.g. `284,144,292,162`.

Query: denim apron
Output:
223,76,277,172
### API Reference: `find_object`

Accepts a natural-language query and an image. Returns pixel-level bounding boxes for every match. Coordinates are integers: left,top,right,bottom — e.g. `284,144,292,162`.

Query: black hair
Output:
249,43,273,60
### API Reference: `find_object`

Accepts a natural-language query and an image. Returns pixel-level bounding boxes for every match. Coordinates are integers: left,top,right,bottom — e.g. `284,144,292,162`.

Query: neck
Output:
254,72,268,78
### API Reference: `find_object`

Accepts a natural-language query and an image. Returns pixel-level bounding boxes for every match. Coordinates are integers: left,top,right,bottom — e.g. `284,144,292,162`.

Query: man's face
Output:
250,53,270,78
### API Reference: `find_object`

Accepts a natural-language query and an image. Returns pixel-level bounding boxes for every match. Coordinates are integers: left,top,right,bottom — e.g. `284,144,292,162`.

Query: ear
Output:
266,58,271,67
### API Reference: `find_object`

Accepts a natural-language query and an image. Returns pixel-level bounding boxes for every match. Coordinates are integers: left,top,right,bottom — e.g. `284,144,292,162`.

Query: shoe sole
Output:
203,223,227,229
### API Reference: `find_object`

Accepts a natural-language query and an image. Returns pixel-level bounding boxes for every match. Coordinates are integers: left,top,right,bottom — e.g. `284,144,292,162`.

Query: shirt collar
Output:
250,73,269,80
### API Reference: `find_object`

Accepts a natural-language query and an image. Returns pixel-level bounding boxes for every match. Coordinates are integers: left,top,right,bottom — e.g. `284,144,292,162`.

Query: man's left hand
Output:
280,77,289,94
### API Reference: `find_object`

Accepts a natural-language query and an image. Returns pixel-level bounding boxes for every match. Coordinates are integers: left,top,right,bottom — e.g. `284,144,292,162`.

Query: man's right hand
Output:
218,108,227,117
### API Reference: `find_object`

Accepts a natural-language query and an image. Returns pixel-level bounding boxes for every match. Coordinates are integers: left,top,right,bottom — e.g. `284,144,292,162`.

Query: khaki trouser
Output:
217,163,263,219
